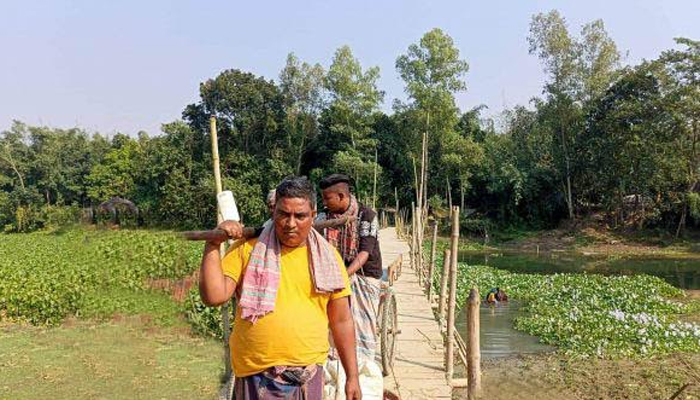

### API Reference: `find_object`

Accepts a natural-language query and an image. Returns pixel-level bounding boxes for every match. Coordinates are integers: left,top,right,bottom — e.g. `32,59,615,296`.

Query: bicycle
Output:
377,255,401,376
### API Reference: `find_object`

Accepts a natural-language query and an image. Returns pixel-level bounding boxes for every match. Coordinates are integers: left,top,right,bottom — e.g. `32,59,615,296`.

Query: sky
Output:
1,0,698,136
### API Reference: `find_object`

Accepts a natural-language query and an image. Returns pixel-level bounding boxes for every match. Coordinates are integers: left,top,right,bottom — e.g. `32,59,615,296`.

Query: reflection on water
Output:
459,251,700,289
456,301,554,360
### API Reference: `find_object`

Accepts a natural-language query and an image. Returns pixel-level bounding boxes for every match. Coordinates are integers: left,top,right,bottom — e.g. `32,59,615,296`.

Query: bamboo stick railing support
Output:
428,222,438,298
446,206,460,383
438,249,450,323
467,288,482,399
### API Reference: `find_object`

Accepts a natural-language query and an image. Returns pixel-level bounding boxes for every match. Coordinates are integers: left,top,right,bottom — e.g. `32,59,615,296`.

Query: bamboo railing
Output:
416,206,481,397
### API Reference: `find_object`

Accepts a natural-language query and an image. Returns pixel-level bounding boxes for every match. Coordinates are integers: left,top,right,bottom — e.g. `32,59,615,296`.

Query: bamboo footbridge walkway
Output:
379,227,451,399
379,205,482,400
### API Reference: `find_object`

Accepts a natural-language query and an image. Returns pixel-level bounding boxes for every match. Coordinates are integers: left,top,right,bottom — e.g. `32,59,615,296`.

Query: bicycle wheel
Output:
380,289,398,376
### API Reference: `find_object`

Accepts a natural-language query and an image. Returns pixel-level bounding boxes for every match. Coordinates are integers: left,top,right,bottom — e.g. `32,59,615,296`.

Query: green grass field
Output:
0,228,226,399
0,318,222,400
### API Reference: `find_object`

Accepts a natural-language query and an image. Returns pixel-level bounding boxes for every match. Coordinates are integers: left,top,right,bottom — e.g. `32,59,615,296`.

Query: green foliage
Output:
689,192,700,219
183,289,228,339
395,28,475,215
79,287,183,327
396,28,469,108
86,134,142,202
0,229,201,325
308,45,384,200
41,205,81,230
527,11,622,220
279,53,326,174
459,217,493,236
197,69,286,157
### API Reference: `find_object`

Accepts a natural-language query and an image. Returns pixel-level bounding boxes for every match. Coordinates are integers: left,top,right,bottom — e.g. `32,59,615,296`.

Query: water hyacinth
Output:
430,253,700,358
0,230,201,325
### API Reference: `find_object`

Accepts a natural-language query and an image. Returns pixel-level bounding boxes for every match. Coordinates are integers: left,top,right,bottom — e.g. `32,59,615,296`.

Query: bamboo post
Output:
445,259,457,383
415,205,422,280
402,209,407,237
428,222,438,297
396,212,401,236
210,116,232,379
411,202,416,271
467,288,482,399
397,210,401,237
394,187,399,224
446,206,459,383
450,206,460,270
438,249,450,322
446,177,452,210
372,147,378,210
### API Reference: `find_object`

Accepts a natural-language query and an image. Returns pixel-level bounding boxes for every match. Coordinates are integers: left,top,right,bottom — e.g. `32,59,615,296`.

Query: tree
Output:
28,126,93,206
0,121,31,191
658,38,700,235
528,10,621,219
325,45,384,151
183,69,293,223
85,134,142,202
315,46,384,199
193,69,287,159
279,53,326,174
396,28,469,221
441,131,483,210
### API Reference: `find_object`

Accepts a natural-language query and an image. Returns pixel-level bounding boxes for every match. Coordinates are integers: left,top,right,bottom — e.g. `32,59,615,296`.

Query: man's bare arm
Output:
346,250,369,275
328,297,361,400
198,221,242,306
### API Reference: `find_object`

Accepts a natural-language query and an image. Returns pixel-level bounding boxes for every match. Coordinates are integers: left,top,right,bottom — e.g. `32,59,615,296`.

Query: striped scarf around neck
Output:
238,221,346,323
325,195,360,266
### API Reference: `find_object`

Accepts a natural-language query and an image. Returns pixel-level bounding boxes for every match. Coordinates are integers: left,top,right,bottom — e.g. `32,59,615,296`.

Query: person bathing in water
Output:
486,287,508,305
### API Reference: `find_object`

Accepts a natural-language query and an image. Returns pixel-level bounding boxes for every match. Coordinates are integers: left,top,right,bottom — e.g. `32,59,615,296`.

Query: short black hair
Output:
319,173,352,190
275,176,316,209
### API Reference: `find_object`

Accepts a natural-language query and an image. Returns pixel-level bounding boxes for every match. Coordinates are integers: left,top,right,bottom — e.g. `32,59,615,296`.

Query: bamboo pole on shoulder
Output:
427,222,438,299
467,288,482,399
209,116,232,380
445,206,460,383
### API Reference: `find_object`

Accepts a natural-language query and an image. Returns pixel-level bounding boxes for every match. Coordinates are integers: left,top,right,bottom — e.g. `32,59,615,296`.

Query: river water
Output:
455,301,554,360
454,249,699,359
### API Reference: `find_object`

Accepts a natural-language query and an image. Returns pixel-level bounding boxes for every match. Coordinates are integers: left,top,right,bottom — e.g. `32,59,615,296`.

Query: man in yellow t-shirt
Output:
199,176,361,400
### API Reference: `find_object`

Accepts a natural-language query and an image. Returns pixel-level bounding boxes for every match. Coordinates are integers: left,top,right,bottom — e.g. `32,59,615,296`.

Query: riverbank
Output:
452,352,700,400
482,221,700,257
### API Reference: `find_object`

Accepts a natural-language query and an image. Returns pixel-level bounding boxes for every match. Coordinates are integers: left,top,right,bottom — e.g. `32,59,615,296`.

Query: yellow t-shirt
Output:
222,239,351,377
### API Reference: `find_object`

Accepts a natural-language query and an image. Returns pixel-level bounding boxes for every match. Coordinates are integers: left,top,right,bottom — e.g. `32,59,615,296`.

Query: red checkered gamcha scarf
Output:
324,195,360,266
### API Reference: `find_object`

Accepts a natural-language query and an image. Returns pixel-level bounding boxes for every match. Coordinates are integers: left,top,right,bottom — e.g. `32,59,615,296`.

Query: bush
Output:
0,229,201,325
183,289,232,339
41,205,81,230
